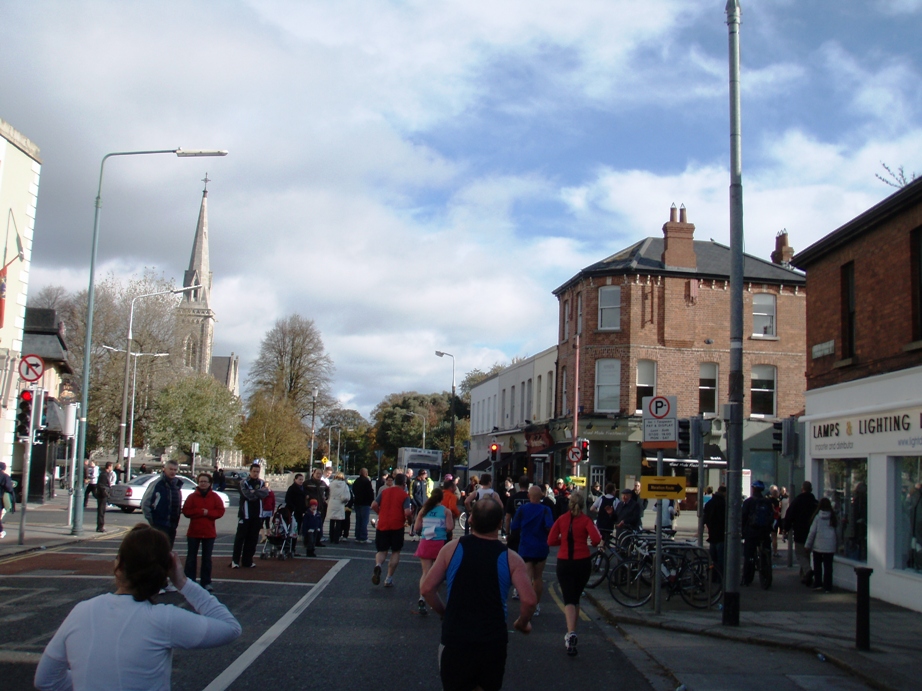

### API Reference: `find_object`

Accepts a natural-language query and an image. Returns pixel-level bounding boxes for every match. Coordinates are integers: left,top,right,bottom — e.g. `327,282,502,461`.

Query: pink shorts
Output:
414,539,445,560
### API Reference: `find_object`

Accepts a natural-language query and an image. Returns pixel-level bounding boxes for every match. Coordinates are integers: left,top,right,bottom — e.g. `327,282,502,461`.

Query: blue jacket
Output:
141,474,182,529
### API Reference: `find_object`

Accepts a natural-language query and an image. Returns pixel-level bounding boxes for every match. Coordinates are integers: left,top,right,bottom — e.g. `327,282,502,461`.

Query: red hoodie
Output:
182,489,226,539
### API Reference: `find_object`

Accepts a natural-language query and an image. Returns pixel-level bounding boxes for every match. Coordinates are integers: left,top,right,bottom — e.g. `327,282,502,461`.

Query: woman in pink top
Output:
548,491,601,657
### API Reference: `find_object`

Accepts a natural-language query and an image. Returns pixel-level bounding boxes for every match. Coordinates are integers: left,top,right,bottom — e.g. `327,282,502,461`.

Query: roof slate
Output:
553,237,805,295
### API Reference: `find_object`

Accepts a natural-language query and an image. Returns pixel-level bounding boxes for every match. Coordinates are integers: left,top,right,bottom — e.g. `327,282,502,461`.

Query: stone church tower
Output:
175,180,215,373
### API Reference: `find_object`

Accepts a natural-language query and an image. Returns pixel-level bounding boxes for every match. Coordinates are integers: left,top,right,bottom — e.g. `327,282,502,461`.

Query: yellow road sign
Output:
640,476,686,500
569,476,587,487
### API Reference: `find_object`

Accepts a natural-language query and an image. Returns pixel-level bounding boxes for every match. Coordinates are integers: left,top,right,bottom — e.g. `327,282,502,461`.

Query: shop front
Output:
804,379,922,613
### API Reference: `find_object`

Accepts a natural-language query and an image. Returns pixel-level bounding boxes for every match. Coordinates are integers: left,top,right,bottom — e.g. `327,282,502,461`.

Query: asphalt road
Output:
0,495,665,690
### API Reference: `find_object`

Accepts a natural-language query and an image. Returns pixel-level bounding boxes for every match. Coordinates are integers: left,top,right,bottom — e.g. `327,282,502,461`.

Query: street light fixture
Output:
435,350,456,474
405,411,427,449
327,424,341,469
73,146,228,537
117,285,200,471
104,345,169,480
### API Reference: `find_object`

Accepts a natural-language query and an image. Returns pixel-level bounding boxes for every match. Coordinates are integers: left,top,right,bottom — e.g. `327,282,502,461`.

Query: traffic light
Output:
783,417,799,458
490,442,499,462
677,418,691,455
772,421,784,452
580,438,589,461
16,390,34,440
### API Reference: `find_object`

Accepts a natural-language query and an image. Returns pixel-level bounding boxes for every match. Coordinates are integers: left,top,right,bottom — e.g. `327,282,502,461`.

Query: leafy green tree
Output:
148,374,242,458
236,392,307,472
459,363,505,405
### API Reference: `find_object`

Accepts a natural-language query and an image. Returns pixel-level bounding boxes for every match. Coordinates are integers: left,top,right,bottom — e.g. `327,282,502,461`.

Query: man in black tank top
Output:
422,498,536,691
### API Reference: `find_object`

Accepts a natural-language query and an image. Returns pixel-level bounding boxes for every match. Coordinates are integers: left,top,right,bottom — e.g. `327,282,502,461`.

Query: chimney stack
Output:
771,230,794,266
662,203,696,270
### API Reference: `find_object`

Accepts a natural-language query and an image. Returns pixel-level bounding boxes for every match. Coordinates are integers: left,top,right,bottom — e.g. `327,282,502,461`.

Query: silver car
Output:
108,473,231,513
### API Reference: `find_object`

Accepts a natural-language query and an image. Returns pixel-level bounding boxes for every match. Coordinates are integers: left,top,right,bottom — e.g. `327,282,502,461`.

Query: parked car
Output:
222,470,250,490
107,474,230,513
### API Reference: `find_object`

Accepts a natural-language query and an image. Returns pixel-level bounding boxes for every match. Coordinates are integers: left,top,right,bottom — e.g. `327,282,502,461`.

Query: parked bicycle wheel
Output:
759,545,773,590
678,558,723,609
608,558,653,608
586,549,611,589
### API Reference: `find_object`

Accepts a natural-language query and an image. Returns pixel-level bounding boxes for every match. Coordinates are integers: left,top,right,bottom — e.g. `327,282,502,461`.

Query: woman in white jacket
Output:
805,496,839,593
327,472,352,544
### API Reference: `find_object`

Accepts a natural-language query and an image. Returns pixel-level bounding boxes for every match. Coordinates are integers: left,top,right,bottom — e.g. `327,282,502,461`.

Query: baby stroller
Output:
261,504,298,561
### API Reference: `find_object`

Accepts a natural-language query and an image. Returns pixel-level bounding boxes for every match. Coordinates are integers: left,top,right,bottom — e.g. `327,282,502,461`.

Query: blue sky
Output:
1,0,920,419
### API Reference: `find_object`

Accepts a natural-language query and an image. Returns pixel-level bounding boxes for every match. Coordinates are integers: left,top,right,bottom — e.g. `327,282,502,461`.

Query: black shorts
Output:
375,529,405,553
556,557,591,605
439,644,506,691
522,555,547,564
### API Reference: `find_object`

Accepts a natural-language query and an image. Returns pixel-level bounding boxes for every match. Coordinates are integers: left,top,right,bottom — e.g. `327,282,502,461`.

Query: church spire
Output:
183,174,212,307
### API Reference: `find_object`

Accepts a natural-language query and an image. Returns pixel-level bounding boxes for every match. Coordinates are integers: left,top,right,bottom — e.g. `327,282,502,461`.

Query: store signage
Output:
808,405,922,457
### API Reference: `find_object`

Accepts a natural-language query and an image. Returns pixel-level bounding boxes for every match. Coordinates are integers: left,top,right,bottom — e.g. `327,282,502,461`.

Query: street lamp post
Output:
72,146,227,536
309,387,319,468
104,345,169,480
405,411,427,449
117,286,200,470
435,350,456,475
327,425,341,469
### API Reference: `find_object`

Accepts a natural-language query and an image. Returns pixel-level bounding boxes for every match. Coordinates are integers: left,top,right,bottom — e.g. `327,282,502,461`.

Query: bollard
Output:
854,566,873,651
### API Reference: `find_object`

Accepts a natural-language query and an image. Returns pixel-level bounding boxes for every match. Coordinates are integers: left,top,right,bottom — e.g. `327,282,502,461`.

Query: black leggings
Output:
556,557,591,605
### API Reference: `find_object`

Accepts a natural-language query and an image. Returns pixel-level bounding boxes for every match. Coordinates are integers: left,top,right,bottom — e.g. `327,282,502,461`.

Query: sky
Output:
2,0,921,420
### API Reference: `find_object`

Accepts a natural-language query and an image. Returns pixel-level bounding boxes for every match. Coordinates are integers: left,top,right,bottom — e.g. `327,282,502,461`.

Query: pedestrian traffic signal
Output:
490,442,499,461
16,390,34,440
580,438,589,461
677,418,691,455
772,421,784,452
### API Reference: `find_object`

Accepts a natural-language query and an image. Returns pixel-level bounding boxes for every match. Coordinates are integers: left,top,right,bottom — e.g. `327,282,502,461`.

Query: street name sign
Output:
640,476,687,500
642,395,677,449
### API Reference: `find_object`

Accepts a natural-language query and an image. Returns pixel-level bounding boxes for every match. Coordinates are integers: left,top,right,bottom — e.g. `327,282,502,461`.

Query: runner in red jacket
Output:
182,473,226,591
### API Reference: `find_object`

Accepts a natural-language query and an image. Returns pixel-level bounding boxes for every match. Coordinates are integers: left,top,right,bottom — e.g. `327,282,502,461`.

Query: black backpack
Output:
749,497,773,529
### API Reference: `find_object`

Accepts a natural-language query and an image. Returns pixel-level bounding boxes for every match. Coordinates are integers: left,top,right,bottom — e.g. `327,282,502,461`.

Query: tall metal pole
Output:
309,388,318,468
436,351,456,475
653,448,664,614
724,0,745,627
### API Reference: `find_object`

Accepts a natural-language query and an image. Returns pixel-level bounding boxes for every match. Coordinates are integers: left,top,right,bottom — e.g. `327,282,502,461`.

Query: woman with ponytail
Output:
548,491,601,657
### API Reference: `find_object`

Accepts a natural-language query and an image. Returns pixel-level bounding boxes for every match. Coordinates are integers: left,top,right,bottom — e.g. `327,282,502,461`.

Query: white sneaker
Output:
534,604,541,616
0,530,6,539
511,588,519,600
163,584,178,593
565,631,578,656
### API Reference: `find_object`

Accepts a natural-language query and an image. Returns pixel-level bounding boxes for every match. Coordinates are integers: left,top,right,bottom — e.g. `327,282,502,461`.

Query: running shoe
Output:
204,584,214,592
372,564,382,585
511,588,519,600
230,562,240,569
534,604,541,616
565,632,578,656
417,598,428,615
384,577,394,588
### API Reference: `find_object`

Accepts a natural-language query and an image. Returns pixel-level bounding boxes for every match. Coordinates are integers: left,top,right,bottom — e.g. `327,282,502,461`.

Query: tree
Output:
148,374,242,458
236,392,307,472
318,408,370,471
247,314,335,420
876,162,918,188
35,270,187,454
459,363,506,405
370,391,468,467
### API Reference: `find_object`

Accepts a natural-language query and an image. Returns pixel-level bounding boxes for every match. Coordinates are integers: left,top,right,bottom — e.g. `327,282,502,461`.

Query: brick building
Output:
793,177,922,612
549,205,806,494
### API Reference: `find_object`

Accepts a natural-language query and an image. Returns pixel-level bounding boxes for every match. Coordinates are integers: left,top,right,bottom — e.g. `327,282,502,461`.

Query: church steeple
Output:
175,175,216,374
183,174,212,307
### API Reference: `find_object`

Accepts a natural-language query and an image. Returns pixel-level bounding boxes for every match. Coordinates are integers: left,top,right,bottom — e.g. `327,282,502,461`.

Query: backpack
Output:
749,498,773,529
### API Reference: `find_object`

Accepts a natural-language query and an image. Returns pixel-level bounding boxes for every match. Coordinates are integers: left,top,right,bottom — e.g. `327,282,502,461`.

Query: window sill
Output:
596,328,622,333
833,358,854,369
750,334,779,341
902,340,922,353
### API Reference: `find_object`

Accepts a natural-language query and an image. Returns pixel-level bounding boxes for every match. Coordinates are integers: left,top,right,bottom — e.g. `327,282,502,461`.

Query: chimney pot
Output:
670,204,678,222
679,204,687,223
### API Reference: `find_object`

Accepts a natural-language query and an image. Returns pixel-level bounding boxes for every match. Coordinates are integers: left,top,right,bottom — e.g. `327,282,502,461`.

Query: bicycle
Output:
586,528,675,589
743,536,773,589
608,545,722,609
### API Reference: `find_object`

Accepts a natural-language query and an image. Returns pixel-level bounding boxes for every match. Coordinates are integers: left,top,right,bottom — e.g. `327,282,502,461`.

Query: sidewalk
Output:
586,512,922,691
0,493,112,559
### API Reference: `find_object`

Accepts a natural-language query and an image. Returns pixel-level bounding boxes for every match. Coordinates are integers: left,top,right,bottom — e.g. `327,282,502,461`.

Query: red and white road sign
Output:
567,445,582,463
19,354,45,382
643,395,675,419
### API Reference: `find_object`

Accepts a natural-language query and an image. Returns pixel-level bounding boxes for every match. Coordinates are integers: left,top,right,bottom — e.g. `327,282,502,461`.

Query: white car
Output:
108,473,231,513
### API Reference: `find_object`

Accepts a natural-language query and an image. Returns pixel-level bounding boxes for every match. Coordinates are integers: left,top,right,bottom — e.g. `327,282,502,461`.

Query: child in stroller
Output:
261,504,298,561
301,499,323,557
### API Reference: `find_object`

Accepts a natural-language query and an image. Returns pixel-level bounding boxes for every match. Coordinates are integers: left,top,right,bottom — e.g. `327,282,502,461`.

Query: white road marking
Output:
202,559,349,691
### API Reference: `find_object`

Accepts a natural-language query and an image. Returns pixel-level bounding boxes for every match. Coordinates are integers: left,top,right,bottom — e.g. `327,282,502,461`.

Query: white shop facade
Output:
803,364,922,613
